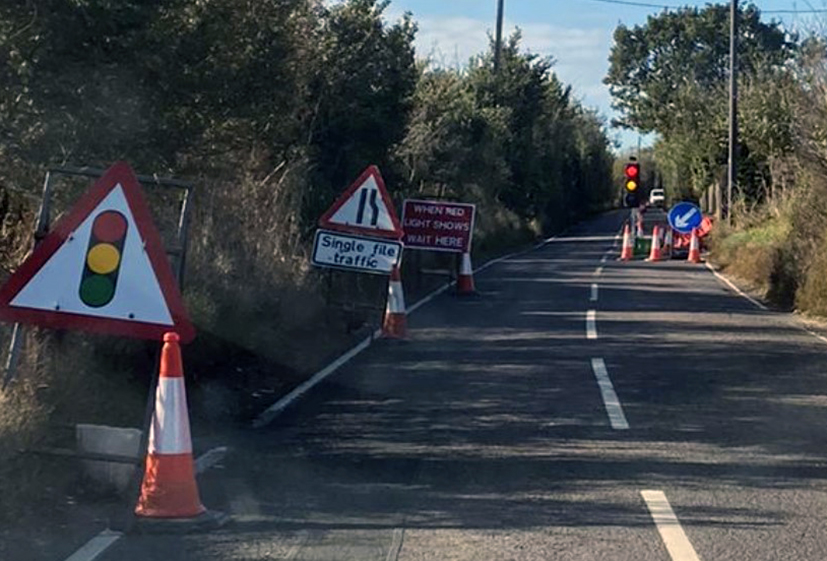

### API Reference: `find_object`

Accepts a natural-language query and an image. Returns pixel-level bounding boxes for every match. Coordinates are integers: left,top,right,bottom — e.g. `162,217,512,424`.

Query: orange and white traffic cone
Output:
135,333,205,519
663,227,673,258
382,265,407,339
687,229,702,263
456,252,476,296
619,224,634,261
647,225,663,261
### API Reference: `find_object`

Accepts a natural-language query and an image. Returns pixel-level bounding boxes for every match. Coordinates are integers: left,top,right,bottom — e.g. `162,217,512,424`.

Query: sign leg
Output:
2,323,25,390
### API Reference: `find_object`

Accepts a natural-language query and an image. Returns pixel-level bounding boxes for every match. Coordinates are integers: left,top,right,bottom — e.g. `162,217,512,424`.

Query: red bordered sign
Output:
318,166,403,240
0,161,195,343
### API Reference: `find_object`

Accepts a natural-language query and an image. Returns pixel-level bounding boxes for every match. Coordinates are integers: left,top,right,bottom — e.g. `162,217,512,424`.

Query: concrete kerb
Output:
251,228,572,429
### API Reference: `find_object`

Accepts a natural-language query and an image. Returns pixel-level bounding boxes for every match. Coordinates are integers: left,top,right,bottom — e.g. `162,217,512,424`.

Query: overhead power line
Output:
584,0,827,13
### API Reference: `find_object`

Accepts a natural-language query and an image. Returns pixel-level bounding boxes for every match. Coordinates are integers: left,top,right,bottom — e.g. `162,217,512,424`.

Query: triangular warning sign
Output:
319,166,403,239
0,162,195,343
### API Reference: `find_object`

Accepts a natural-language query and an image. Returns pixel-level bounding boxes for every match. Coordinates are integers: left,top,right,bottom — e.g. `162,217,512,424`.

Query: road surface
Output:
87,209,827,560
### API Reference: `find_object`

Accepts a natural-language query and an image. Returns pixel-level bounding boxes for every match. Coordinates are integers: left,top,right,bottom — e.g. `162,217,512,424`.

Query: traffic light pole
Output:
727,0,738,225
494,0,505,73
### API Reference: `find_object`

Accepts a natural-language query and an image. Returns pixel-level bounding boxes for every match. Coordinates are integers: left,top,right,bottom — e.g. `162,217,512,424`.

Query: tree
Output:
306,0,418,220
605,4,797,201
605,4,792,134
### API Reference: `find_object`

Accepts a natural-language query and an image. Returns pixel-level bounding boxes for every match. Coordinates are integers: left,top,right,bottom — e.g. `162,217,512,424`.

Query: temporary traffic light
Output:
80,210,128,307
624,161,640,192
623,160,641,207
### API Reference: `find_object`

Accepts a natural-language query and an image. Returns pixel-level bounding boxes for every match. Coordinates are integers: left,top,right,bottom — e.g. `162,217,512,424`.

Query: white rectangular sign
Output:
312,230,403,275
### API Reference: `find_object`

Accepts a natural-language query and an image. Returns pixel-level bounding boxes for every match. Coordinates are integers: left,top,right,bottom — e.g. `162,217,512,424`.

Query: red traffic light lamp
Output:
624,161,640,192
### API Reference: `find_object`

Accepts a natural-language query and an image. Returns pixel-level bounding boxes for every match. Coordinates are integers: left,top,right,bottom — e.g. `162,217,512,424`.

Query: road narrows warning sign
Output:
0,161,195,343
318,166,403,239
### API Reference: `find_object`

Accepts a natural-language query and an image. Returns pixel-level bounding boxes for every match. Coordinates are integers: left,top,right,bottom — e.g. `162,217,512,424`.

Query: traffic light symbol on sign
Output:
79,211,128,308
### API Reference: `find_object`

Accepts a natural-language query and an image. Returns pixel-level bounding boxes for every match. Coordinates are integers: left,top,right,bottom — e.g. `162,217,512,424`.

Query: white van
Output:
649,189,665,208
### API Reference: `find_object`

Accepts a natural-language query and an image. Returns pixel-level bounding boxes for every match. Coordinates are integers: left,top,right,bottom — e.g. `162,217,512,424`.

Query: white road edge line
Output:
586,310,598,340
590,283,599,302
252,336,374,428
62,446,226,561
641,490,701,561
705,262,827,346
253,229,573,429
704,262,768,311
194,446,228,473
590,358,629,430
63,530,122,561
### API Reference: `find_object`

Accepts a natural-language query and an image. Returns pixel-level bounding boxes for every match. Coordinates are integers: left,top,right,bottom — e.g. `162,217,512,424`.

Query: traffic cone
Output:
619,224,634,261
687,229,702,263
456,252,476,296
135,333,205,519
663,227,673,258
382,265,407,339
647,225,663,261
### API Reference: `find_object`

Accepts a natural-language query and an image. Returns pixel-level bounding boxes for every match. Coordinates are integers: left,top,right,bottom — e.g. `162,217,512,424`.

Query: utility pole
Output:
494,0,505,73
727,0,738,225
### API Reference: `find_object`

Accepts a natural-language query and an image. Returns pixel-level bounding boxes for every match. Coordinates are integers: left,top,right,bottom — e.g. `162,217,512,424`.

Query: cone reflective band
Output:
79,210,128,307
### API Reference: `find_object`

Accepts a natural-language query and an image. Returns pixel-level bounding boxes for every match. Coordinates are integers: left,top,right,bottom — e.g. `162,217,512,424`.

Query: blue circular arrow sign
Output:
668,202,703,234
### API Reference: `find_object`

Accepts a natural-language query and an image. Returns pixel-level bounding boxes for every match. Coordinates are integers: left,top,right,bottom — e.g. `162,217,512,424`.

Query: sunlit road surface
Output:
96,209,827,561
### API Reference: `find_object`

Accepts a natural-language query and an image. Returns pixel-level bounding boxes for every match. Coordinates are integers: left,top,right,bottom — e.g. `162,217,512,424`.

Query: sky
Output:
371,0,826,151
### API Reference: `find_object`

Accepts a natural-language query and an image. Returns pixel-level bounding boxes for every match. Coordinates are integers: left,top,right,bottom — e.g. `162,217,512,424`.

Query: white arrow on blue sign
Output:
668,202,703,234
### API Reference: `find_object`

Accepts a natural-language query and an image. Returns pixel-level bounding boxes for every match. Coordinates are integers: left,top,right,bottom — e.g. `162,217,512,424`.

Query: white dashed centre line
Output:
586,310,598,340
590,358,629,429
641,490,701,561
590,283,598,302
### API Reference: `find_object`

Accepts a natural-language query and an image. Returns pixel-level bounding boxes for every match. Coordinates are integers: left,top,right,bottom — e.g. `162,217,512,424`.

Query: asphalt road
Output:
93,209,827,560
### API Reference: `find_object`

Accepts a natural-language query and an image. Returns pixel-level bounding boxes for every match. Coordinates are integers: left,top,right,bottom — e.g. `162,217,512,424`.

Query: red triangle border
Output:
318,165,403,240
0,161,196,343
